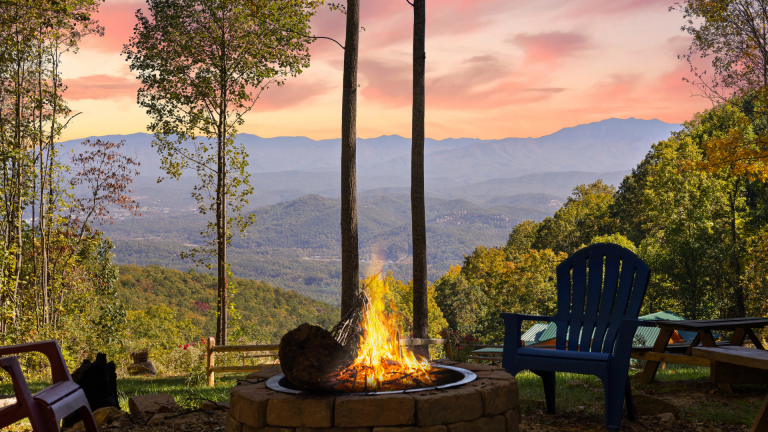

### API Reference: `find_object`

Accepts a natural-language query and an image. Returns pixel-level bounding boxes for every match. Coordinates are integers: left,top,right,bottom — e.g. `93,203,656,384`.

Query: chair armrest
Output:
499,313,554,323
635,321,660,327
613,319,646,361
0,341,71,384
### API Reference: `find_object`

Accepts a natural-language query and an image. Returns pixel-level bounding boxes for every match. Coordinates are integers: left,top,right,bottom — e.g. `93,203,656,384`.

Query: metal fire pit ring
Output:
266,364,477,396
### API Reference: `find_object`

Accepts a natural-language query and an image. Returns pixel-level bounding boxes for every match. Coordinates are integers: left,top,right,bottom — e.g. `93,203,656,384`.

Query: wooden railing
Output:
206,336,279,386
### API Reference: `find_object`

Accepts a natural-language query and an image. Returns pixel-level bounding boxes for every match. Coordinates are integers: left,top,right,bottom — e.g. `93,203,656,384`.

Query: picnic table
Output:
469,346,503,363
692,346,768,432
634,317,768,392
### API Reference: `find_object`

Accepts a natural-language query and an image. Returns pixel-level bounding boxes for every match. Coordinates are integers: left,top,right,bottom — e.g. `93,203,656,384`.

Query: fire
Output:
330,276,435,392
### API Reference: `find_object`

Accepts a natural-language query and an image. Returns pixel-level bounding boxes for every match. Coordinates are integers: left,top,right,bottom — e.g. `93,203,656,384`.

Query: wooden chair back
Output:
553,243,651,354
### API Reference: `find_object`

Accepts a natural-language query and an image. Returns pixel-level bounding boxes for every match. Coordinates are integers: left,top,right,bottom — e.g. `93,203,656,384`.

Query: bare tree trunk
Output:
216,131,228,346
411,0,428,352
340,0,360,317
216,46,228,346
730,180,745,317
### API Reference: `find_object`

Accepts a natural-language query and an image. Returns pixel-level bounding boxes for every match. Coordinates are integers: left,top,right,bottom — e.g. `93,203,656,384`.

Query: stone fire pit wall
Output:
227,360,520,432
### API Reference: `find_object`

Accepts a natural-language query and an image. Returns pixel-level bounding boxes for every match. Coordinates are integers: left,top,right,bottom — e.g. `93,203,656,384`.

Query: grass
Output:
1,363,765,430
114,373,240,411
516,362,764,428
0,372,245,431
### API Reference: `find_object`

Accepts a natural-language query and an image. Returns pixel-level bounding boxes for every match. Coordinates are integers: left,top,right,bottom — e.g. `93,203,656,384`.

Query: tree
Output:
435,245,563,344
531,180,616,255
0,0,106,339
409,0,428,353
124,0,316,345
674,0,768,101
339,0,360,316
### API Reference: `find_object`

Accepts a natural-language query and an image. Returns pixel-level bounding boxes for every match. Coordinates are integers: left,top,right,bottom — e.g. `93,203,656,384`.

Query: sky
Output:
59,0,714,142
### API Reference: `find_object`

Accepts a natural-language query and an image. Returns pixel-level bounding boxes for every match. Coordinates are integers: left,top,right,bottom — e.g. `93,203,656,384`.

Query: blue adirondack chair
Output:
501,243,653,432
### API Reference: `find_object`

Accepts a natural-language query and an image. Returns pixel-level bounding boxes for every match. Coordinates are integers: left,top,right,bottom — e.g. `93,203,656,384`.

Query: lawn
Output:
0,365,764,431
517,362,765,431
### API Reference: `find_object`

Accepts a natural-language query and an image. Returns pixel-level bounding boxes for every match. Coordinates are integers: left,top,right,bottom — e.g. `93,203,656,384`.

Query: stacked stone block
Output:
227,361,519,432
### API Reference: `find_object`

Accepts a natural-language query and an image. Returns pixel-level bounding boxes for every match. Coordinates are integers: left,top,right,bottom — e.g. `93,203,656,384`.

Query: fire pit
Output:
266,363,476,395
227,277,519,431
227,360,520,431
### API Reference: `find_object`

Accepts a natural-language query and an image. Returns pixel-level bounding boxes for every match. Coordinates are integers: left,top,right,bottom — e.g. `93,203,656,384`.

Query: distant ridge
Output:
58,117,679,181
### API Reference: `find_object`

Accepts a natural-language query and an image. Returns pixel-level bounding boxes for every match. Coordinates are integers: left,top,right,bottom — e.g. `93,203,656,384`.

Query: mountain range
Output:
61,117,681,304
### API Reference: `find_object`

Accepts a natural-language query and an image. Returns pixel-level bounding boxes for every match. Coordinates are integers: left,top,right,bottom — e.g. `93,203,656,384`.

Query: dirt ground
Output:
519,378,763,432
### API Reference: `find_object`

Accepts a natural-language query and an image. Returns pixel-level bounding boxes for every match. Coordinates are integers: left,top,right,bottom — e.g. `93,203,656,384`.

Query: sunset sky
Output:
59,0,714,142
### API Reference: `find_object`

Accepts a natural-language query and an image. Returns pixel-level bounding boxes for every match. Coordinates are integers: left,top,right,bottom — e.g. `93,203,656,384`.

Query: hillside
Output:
116,264,339,342
107,193,551,303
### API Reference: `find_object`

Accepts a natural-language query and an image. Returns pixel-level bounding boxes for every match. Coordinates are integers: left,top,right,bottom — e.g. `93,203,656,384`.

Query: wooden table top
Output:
653,317,768,331
692,346,768,371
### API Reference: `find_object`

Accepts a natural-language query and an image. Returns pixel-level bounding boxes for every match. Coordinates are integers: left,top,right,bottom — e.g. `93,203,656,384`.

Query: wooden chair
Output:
501,243,654,432
0,340,98,432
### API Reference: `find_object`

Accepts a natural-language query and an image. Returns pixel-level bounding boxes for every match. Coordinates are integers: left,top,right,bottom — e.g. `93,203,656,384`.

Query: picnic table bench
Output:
692,346,768,432
634,317,768,393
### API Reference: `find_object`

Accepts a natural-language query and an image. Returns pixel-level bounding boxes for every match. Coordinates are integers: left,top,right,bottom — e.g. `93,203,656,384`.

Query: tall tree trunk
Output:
216,49,228,345
340,0,360,317
216,131,228,346
730,181,745,317
411,0,428,351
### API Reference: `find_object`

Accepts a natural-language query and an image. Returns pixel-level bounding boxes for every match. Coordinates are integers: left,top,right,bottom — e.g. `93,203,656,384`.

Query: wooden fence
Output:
206,336,279,387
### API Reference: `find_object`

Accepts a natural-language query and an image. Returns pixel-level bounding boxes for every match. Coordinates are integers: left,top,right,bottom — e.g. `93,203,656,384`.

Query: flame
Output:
330,276,435,392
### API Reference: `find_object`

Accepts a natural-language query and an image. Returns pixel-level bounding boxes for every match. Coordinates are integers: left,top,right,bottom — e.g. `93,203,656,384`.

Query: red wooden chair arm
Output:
0,341,71,384
0,356,47,431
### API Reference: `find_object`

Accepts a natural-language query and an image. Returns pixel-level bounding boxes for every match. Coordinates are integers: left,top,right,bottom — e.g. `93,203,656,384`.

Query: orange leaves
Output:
692,88,768,181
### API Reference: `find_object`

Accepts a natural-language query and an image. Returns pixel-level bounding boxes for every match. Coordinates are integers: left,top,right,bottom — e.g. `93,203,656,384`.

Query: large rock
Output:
414,388,483,427
335,393,415,427
72,406,126,430
128,393,179,415
127,360,157,375
0,396,16,409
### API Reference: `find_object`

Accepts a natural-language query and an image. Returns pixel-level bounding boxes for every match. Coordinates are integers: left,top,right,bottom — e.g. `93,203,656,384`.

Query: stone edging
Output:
226,361,519,432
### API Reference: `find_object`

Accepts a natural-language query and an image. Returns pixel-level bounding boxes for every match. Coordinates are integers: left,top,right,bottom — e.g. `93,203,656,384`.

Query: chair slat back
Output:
553,243,650,353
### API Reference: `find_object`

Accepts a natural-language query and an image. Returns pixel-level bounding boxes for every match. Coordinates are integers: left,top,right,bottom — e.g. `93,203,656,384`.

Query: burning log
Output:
280,276,439,393
329,287,368,349
279,323,354,392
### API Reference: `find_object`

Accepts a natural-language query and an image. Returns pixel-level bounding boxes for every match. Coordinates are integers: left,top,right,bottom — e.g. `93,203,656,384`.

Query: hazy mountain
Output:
60,117,678,182
66,117,673,303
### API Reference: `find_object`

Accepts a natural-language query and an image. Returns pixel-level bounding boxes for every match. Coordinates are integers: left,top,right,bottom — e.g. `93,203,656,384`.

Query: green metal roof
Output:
639,310,686,321
520,310,705,347
521,323,549,343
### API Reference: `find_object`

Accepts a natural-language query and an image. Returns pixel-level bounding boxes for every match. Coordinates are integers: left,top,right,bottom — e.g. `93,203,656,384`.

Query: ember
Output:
325,276,437,392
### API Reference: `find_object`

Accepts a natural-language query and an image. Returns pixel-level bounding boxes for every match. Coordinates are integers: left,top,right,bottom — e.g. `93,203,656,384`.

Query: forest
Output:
436,97,768,344
2,0,768,382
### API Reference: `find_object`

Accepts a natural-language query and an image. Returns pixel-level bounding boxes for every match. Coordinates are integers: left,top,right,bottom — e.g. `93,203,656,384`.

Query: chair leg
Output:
604,374,628,432
533,370,557,414
77,405,99,432
624,375,636,421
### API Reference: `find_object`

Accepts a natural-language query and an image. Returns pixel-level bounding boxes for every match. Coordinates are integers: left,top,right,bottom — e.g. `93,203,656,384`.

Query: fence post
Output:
207,336,216,387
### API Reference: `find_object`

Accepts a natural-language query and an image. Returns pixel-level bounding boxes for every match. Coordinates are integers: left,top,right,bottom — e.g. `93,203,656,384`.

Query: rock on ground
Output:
72,406,126,430
127,360,157,375
128,393,179,415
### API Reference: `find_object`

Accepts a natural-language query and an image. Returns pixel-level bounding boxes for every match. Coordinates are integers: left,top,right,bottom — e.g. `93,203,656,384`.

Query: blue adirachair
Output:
501,243,653,431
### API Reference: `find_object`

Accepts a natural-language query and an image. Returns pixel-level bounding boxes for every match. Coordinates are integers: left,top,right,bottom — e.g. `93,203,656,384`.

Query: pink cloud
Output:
308,0,515,58
252,79,336,111
510,32,592,66
361,54,565,110
564,0,675,16
79,1,145,54
65,74,139,100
